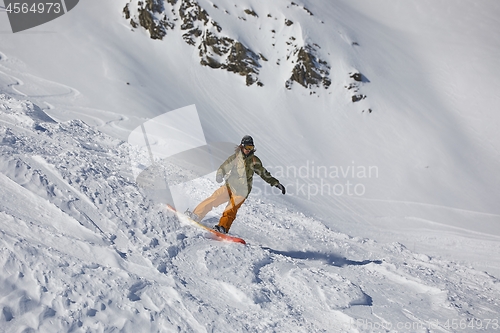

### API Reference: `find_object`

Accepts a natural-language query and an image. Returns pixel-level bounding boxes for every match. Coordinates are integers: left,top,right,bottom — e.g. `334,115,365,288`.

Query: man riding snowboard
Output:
187,135,286,234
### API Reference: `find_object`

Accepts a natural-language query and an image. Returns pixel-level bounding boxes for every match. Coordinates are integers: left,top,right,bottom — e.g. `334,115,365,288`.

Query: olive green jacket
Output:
217,149,279,197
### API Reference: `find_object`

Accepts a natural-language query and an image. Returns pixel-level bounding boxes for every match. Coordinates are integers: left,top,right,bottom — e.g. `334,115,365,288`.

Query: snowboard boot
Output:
213,225,227,234
184,209,201,223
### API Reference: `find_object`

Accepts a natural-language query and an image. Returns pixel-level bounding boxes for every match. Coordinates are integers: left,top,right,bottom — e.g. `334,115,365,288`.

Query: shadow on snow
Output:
262,248,383,268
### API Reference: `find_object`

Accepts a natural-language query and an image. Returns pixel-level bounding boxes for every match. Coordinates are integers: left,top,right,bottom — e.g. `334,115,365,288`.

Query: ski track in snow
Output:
1,94,500,332
0,50,138,141
0,54,78,100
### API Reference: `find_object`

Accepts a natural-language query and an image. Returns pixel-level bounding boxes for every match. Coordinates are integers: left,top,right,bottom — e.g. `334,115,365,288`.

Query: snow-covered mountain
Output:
1,0,500,332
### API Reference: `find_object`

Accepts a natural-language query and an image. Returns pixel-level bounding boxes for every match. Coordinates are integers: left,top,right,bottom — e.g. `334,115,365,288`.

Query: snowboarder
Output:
186,135,286,234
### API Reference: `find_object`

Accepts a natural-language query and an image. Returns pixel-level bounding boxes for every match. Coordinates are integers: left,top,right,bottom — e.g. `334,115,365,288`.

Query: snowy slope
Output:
1,0,500,332
1,94,500,332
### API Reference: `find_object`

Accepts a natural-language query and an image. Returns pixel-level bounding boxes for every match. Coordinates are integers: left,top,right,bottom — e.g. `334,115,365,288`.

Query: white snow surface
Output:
1,0,500,332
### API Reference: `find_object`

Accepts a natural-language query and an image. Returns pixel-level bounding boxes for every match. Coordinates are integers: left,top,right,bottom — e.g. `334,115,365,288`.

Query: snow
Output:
1,0,500,332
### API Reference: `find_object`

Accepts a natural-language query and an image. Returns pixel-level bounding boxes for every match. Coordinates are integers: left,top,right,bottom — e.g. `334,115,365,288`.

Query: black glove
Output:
216,173,224,183
275,183,286,195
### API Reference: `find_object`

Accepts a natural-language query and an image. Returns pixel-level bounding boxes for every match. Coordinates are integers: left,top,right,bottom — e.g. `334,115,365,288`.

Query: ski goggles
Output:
243,145,254,151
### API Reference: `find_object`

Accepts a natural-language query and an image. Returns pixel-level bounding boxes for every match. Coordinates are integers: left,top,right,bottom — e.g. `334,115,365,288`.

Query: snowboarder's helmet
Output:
241,135,254,146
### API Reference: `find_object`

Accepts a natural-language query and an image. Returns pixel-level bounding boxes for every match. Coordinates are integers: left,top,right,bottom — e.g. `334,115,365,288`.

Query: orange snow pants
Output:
193,185,246,232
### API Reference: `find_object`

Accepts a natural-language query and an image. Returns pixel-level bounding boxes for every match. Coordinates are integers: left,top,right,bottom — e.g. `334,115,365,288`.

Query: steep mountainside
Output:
123,0,334,90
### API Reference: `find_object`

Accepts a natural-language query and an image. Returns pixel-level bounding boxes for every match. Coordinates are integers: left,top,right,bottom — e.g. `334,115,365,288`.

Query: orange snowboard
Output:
166,204,246,244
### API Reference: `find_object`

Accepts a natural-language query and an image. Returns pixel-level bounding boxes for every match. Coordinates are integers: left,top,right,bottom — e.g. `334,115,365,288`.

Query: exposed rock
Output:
303,7,314,16
123,0,332,90
345,71,370,105
350,72,363,82
244,9,258,17
179,0,209,30
123,4,131,19
351,94,366,102
144,0,165,13
181,0,262,85
199,36,260,85
226,42,261,85
124,0,262,86
123,0,173,40
129,19,138,29
177,0,261,85
291,2,314,15
285,45,331,90
138,8,168,39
